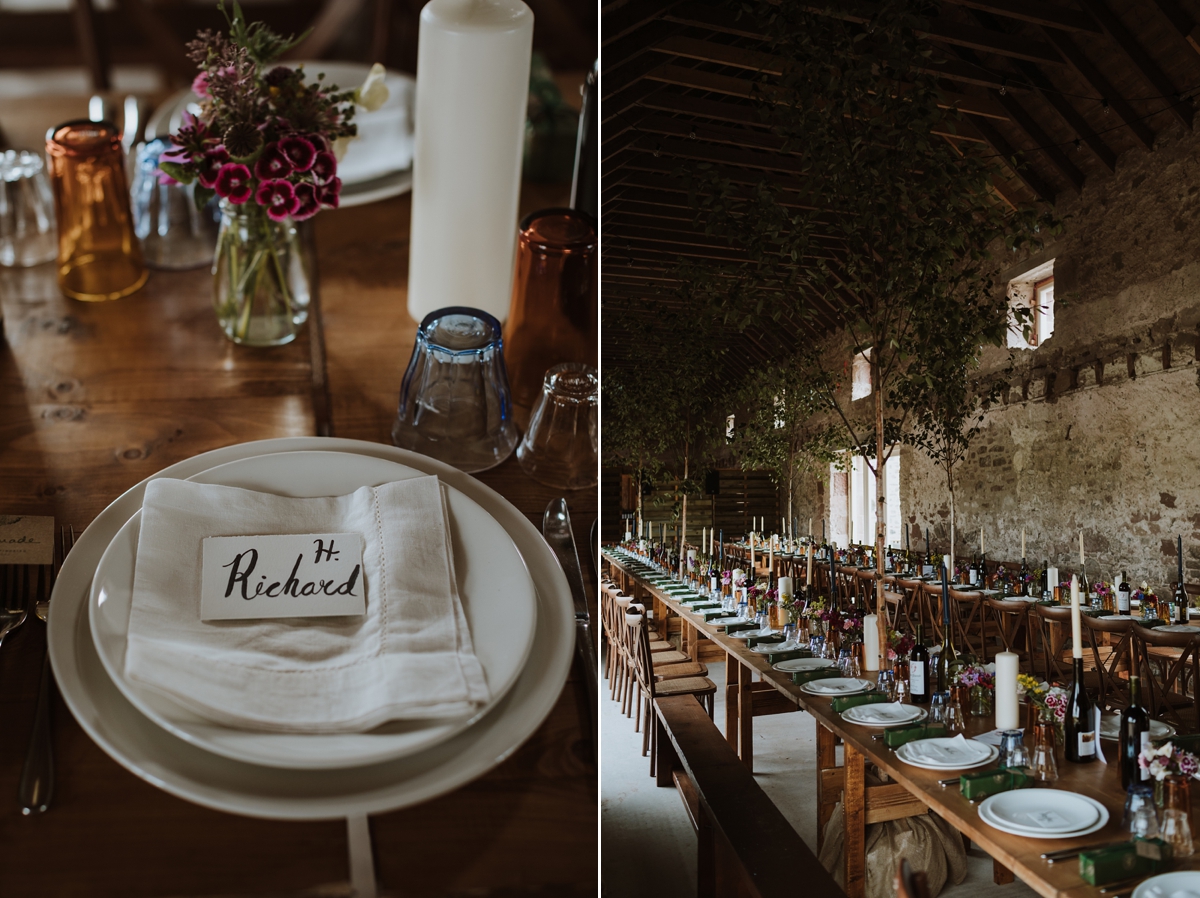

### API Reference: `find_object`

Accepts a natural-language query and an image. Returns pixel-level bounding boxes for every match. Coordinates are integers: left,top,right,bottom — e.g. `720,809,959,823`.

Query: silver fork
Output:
19,525,72,815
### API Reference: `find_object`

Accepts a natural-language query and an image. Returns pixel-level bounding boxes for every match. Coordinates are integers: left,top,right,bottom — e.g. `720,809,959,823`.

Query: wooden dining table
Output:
0,92,596,897
603,549,1200,898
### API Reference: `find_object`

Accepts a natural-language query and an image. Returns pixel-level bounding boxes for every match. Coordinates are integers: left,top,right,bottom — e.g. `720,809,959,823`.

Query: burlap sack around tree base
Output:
818,803,967,898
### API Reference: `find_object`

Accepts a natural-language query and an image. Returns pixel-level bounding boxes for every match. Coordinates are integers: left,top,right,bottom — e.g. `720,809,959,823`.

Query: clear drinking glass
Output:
945,690,966,735
1030,722,1059,782
1123,783,1159,838
930,691,948,725
392,307,519,473
0,150,56,267
878,669,896,701
131,138,218,270
515,362,597,490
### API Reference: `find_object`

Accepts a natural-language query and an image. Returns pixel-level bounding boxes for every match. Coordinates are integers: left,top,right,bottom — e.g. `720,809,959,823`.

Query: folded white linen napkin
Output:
124,476,490,733
852,703,917,722
906,735,987,764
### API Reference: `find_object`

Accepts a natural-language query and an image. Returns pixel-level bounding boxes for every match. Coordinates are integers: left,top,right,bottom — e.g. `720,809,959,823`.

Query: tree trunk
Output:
948,462,956,585
636,456,644,542
680,442,689,579
873,362,887,669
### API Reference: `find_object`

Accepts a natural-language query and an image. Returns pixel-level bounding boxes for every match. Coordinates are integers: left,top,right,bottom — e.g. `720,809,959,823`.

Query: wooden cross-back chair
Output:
1031,603,1074,682
1082,615,1136,712
1133,622,1200,734
893,577,927,638
946,587,987,660
983,598,1033,664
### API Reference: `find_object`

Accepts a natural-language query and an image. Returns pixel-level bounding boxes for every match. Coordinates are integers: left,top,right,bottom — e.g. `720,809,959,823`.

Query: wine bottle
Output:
936,564,956,691
1118,571,1131,615
968,553,979,586
1018,557,1030,597
1175,580,1190,625
1065,656,1097,763
909,623,930,705
1119,673,1150,790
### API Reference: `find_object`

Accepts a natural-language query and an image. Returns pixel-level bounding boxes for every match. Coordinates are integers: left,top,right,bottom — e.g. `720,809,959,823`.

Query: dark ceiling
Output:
600,0,1200,377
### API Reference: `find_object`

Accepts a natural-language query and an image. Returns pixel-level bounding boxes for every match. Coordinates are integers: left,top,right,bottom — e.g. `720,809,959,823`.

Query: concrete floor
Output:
600,656,1042,898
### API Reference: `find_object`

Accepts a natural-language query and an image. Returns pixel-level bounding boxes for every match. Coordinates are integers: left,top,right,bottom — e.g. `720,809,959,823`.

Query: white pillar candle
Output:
1071,574,1082,658
408,0,534,323
995,651,1020,729
779,576,793,599
863,613,880,671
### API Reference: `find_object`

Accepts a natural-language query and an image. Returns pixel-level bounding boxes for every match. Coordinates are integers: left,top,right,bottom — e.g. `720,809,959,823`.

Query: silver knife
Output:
543,499,597,758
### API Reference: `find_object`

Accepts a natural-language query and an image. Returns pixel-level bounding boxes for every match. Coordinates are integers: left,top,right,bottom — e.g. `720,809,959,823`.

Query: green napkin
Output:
883,723,947,748
1080,840,1171,886
724,621,760,634
793,668,842,686
703,609,735,622
957,767,1030,801
748,634,785,648
831,692,887,713
765,648,813,664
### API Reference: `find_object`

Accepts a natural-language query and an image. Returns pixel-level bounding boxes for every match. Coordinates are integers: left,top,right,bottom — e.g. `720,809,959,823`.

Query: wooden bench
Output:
652,694,844,898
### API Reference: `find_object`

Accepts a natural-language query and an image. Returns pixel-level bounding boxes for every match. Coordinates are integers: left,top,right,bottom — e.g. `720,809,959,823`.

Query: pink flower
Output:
317,177,341,209
191,72,210,99
197,147,230,189
213,163,252,204
291,182,320,220
311,151,337,184
279,136,317,172
255,178,299,221
254,143,293,180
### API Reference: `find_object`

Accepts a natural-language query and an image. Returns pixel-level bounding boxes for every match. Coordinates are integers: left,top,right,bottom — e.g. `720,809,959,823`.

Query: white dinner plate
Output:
1099,715,1175,741
750,642,790,654
841,702,927,726
800,677,875,696
978,792,1110,839
47,437,573,819
729,627,781,640
773,658,837,673
1132,871,1200,898
980,789,1100,833
88,451,537,770
895,737,999,770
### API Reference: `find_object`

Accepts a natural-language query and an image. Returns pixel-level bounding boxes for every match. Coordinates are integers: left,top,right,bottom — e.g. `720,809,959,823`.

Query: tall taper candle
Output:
1021,528,1026,558
807,544,814,588
1080,530,1085,567
863,613,880,671
408,0,533,322
1179,535,1184,586
994,651,1020,729
1071,574,1082,659
980,527,984,555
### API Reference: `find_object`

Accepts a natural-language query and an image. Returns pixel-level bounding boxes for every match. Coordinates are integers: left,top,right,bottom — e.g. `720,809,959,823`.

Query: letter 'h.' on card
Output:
200,533,367,621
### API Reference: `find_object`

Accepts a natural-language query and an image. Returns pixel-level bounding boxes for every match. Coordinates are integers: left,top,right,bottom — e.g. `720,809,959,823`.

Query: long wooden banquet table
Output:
0,93,596,897
603,549,1200,898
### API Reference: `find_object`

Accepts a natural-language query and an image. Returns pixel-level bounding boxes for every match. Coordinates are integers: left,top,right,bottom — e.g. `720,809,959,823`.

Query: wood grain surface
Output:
603,551,1198,898
0,103,596,894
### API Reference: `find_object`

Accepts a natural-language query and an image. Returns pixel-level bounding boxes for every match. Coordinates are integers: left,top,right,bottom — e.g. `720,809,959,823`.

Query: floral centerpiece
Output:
162,0,387,345
887,629,915,663
954,662,995,716
1018,674,1069,742
1139,742,1200,781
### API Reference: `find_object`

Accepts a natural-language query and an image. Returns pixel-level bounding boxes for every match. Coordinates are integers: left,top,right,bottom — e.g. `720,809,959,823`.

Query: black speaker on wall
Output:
704,471,720,496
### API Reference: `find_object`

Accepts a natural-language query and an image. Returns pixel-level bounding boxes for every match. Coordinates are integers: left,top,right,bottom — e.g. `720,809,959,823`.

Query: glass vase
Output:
213,199,310,346
1161,775,1194,857
970,685,994,717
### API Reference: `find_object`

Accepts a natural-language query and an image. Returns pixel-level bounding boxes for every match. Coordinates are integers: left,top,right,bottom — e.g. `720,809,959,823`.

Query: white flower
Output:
332,135,356,161
355,62,389,112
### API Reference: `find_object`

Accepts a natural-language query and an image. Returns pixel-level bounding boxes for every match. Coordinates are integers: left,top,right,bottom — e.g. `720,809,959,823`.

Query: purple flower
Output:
192,72,210,99
213,163,252,204
197,147,230,189
292,182,320,220
317,177,341,210
311,151,337,184
255,178,299,221
254,143,293,181
279,135,316,172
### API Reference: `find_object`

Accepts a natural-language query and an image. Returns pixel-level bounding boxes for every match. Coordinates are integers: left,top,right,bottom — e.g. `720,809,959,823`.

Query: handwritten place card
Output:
0,515,54,565
200,533,366,622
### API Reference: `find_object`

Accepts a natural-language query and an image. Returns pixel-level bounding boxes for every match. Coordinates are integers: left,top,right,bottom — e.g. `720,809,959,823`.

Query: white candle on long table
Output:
806,544,814,587
779,576,793,599
1080,530,1085,567
1021,528,1026,558
995,651,1020,729
863,613,880,671
408,0,534,322
1071,574,1082,658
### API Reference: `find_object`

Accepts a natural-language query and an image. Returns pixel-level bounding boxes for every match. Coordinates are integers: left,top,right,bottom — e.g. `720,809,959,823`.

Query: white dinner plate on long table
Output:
773,657,836,673
978,791,1109,839
48,437,573,819
1132,871,1200,898
88,451,537,770
979,789,1100,833
895,737,999,770
1099,714,1175,741
799,677,875,696
842,702,927,727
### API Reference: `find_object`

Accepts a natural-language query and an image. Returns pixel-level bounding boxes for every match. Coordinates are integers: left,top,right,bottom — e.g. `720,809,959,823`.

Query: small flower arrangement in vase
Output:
887,629,915,664
161,0,387,345
1018,675,1069,746
953,662,996,716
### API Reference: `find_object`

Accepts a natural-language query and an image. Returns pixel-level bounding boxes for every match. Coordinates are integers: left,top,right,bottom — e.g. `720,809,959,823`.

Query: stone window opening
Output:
830,452,901,548
1006,259,1055,350
851,348,872,401
726,414,735,442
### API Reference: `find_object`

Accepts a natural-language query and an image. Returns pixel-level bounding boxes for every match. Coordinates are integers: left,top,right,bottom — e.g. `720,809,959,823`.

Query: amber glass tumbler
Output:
503,208,596,424
45,120,147,301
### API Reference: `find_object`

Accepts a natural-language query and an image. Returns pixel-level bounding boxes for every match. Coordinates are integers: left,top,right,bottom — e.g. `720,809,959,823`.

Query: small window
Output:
1007,260,1055,349
851,349,872,401
773,394,784,429
726,414,735,442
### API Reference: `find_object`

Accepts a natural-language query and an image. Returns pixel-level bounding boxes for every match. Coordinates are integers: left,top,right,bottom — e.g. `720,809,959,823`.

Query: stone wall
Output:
789,120,1200,587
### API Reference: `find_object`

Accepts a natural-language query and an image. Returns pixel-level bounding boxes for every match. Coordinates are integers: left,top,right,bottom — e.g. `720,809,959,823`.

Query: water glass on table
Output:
391,307,519,473
131,138,218,270
1123,782,1158,838
515,362,597,490
0,150,56,268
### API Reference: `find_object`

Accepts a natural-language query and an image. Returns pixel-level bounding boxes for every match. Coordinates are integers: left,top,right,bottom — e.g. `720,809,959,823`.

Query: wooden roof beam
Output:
1148,0,1200,57
601,0,682,47
990,88,1084,190
963,113,1057,202
1086,0,1193,131
940,0,1102,34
